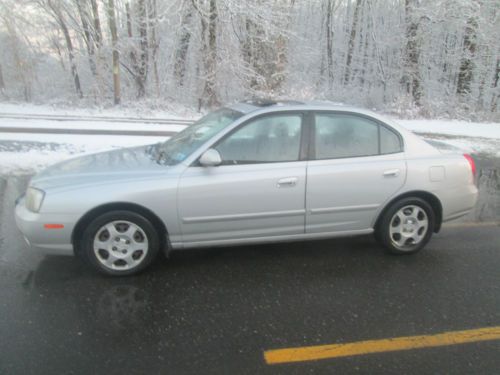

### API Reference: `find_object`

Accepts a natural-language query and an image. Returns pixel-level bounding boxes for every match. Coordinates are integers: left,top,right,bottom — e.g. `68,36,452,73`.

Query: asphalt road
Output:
0,154,499,374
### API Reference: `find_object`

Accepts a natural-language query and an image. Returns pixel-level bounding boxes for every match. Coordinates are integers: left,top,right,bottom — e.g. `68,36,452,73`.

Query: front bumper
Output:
15,198,77,256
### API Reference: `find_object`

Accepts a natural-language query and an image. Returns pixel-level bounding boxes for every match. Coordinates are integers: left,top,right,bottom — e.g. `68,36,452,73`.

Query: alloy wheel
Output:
389,205,429,251
93,220,149,271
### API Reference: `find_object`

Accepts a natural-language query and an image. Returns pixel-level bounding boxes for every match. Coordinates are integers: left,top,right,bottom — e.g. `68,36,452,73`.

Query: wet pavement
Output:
0,152,499,374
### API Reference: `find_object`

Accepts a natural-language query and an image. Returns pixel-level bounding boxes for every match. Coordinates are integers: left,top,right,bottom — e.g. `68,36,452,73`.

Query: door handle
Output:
383,169,400,177
277,177,298,188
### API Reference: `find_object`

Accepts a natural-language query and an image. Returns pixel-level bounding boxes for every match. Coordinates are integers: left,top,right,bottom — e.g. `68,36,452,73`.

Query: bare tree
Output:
125,2,142,95
457,11,478,95
41,0,83,98
75,0,97,77
344,0,362,85
324,0,338,91
193,0,218,107
137,0,149,98
238,0,294,95
241,15,264,91
0,0,498,118
491,58,500,112
1,7,33,101
107,0,120,105
90,0,102,47
148,0,160,96
174,2,193,87
402,0,422,106
125,0,151,98
205,0,218,106
0,63,6,97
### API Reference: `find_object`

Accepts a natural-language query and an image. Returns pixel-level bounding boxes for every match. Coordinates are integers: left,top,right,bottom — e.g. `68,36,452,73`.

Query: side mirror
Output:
199,149,222,167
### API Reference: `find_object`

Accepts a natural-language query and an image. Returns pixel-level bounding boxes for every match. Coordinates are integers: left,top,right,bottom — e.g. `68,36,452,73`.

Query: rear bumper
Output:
441,184,479,222
15,198,77,256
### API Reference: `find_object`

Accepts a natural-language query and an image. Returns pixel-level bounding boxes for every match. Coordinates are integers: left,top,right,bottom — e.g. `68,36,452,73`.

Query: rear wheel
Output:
377,198,435,254
80,210,160,276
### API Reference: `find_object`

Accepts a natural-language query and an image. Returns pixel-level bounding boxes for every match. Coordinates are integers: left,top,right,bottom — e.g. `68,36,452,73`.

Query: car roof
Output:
227,99,377,117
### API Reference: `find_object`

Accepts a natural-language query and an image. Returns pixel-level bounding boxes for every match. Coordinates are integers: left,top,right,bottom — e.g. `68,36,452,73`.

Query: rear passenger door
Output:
305,112,406,234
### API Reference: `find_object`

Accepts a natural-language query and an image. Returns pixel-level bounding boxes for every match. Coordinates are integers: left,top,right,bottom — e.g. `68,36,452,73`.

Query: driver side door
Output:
177,113,307,246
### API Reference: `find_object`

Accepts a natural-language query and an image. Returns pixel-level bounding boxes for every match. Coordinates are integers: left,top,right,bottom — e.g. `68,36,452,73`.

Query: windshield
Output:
153,108,243,165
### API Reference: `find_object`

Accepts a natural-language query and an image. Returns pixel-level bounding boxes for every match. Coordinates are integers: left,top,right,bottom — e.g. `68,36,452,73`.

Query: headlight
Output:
25,187,45,213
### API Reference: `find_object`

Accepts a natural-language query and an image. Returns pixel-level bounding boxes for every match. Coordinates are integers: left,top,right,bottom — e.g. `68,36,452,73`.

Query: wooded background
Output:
0,0,498,120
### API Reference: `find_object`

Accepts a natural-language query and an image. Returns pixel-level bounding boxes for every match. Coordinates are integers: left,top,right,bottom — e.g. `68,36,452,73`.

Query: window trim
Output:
193,111,307,166
309,111,404,161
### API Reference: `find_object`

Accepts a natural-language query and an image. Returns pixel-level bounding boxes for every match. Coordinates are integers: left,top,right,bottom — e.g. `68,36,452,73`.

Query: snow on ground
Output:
422,136,500,157
0,102,200,120
395,119,500,139
394,118,500,157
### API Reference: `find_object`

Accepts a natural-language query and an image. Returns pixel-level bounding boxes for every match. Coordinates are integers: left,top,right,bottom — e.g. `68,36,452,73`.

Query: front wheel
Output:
377,198,435,254
80,210,160,276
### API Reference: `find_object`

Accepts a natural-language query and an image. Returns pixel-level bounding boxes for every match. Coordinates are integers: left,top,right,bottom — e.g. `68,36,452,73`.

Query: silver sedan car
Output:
15,100,478,275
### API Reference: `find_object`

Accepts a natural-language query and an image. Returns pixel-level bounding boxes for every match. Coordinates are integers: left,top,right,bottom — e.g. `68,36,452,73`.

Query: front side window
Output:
215,115,302,164
314,114,379,159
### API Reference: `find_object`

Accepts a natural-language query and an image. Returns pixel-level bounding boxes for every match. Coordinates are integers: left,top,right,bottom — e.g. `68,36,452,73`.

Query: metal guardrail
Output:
0,112,195,125
0,112,195,137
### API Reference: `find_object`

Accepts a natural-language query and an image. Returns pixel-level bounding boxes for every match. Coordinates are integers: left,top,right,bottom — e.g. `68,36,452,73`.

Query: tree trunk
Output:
125,0,149,98
325,0,335,90
0,63,5,97
491,58,500,112
241,17,261,91
61,21,83,98
75,0,97,77
107,0,121,105
269,0,294,93
89,0,105,100
271,34,288,92
126,2,141,93
200,0,218,108
148,0,160,96
137,0,149,98
359,2,370,90
174,5,193,87
402,0,422,106
90,0,103,48
457,15,477,95
344,0,362,85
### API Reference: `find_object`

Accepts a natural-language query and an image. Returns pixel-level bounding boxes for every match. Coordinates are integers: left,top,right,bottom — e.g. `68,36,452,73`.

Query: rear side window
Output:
313,113,403,159
314,114,379,159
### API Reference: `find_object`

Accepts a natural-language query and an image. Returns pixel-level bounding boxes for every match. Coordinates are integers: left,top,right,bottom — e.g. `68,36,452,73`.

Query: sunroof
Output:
243,98,304,107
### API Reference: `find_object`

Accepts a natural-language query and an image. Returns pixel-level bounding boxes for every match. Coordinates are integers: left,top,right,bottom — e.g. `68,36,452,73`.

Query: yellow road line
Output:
264,326,500,365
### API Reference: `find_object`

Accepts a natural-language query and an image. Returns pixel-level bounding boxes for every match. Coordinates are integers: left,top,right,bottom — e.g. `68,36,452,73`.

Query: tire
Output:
80,210,160,276
377,197,435,255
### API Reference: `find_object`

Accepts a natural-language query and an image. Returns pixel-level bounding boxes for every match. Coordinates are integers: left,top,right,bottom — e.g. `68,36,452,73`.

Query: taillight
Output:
463,153,476,176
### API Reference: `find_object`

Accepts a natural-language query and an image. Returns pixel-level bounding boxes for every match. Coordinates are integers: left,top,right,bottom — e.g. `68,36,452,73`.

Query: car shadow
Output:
27,234,450,289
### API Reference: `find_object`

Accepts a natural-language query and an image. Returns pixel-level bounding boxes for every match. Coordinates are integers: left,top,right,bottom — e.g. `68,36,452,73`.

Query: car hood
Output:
31,144,174,191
